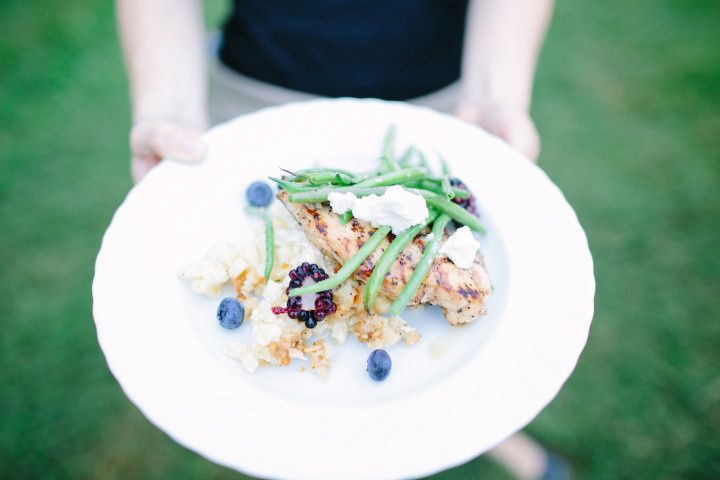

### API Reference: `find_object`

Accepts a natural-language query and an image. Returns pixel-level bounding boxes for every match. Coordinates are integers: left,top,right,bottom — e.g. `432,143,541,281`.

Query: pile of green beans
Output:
271,125,484,314
286,186,484,233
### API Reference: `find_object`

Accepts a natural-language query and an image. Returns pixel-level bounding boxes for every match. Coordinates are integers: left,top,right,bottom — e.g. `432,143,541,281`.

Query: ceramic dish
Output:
93,99,594,480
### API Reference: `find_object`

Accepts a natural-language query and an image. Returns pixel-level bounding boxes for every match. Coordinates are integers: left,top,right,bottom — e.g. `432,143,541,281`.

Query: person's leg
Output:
490,435,572,480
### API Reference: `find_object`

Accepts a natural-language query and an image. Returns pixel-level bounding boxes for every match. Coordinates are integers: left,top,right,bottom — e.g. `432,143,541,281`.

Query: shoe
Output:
540,453,572,480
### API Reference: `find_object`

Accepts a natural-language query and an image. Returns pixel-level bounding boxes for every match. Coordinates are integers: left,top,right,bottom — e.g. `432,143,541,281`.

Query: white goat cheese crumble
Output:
328,185,428,234
438,226,481,269
327,192,357,214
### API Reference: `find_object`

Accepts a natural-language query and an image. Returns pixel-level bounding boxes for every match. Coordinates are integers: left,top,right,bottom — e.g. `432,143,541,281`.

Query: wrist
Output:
132,92,208,131
133,109,208,132
458,69,533,113
455,98,529,124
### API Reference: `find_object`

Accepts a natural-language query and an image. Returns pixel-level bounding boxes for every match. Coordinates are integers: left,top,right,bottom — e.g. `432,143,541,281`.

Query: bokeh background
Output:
1,0,719,478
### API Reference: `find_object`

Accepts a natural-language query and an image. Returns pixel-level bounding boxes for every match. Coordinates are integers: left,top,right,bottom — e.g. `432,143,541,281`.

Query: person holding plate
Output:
116,1,567,478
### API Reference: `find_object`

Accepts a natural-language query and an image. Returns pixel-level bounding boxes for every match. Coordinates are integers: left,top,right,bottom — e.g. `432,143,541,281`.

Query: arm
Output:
117,0,208,182
456,0,554,161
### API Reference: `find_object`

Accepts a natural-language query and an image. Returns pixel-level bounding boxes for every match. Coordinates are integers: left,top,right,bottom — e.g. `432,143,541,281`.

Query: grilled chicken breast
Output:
278,191,491,324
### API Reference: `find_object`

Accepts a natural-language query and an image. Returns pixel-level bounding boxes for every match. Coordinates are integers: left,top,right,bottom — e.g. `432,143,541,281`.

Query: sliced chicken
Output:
277,191,491,324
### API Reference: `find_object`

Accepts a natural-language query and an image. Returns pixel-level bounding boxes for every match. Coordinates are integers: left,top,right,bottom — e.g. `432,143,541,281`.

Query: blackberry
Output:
271,263,336,329
450,178,479,216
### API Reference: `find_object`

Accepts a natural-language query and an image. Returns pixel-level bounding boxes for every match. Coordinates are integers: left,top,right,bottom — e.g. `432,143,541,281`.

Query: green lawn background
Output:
1,0,718,478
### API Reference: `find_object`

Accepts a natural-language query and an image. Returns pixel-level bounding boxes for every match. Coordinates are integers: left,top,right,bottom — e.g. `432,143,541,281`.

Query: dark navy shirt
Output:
219,0,469,100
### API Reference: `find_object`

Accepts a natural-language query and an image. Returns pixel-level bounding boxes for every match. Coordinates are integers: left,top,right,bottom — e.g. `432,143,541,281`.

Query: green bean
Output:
397,146,415,168
441,176,455,200
380,155,397,172
363,210,440,310
380,124,398,172
387,214,452,317
287,186,388,203
338,173,357,186
440,156,451,176
339,211,353,224
263,211,274,279
288,186,483,231
354,167,425,188
309,172,356,186
416,190,485,233
420,177,442,185
417,150,433,175
438,155,455,199
289,226,392,296
247,207,275,279
294,167,355,177
292,168,377,185
350,171,376,183
268,177,313,193
403,179,469,199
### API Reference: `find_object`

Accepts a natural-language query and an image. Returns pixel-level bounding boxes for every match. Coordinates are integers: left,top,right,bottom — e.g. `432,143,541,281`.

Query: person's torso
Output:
219,0,469,100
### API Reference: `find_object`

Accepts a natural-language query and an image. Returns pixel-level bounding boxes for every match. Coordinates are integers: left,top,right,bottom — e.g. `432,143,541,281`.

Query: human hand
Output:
455,101,540,162
129,121,207,183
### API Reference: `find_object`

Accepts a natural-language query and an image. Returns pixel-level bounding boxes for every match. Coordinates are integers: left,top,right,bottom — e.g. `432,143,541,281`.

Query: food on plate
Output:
245,180,274,207
366,349,392,381
270,262,336,329
438,226,483,270
217,297,244,329
180,126,492,378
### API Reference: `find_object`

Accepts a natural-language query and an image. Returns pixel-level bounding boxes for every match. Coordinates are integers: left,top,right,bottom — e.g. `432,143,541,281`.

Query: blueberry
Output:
246,181,274,207
366,349,392,381
217,297,244,329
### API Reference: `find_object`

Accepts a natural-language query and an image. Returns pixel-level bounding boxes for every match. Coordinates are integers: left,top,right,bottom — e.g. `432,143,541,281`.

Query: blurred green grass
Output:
1,0,718,478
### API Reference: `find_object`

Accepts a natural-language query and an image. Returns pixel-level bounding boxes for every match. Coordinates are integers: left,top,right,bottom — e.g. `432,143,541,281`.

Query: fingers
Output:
131,155,159,184
129,121,208,183
455,103,483,125
130,121,207,163
455,102,541,163
504,115,540,162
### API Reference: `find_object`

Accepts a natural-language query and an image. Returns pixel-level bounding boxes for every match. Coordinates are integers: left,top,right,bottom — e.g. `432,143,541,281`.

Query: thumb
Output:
131,122,207,163
503,116,541,163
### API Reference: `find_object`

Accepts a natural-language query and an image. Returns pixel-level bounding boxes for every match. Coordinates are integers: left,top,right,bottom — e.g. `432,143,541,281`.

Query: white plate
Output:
93,99,594,480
